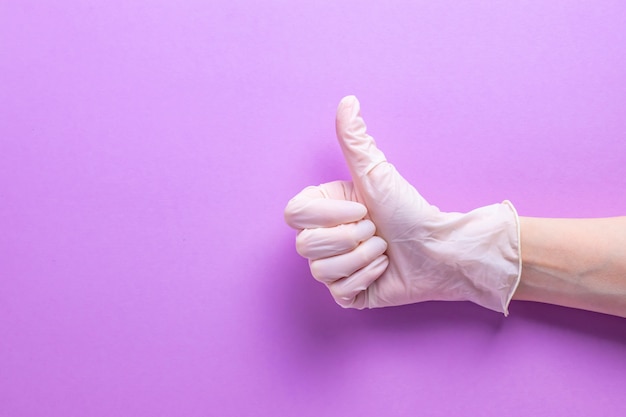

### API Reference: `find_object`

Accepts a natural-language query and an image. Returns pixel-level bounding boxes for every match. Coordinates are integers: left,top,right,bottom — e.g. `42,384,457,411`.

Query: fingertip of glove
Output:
338,95,359,110
336,95,360,130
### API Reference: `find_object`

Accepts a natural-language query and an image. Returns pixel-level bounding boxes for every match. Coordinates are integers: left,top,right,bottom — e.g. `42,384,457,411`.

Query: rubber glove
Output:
284,96,521,315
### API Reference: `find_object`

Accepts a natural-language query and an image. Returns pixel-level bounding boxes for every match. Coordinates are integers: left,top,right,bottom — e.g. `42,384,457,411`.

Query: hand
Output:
284,96,521,314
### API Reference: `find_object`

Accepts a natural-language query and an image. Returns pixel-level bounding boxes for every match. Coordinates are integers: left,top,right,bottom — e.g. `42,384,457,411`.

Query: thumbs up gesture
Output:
284,96,521,315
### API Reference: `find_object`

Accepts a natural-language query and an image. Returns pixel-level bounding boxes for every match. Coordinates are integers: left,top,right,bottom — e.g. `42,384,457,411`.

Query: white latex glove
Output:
284,96,521,315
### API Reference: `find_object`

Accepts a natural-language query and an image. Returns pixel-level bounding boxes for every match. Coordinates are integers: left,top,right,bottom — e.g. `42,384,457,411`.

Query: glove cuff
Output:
459,200,522,315
499,200,522,315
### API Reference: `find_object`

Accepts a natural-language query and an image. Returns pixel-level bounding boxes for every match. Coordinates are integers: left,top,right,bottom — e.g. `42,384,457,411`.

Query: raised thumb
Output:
335,96,387,181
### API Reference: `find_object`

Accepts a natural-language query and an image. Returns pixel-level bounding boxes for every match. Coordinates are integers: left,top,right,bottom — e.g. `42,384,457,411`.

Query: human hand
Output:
284,96,521,314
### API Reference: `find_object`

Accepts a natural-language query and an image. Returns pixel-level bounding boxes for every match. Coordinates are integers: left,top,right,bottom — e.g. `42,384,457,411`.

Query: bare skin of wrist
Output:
513,216,626,317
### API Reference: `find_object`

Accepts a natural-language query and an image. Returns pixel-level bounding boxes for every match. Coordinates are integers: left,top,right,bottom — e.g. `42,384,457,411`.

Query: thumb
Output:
336,96,387,180
335,96,426,219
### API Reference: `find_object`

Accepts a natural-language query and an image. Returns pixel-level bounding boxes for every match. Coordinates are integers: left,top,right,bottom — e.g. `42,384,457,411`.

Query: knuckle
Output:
334,297,354,309
309,260,327,282
328,285,347,301
295,230,312,257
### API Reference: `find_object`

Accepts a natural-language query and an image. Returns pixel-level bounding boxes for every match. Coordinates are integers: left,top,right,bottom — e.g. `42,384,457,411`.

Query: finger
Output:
335,97,428,214
284,184,366,229
329,254,389,309
296,219,376,260
335,95,387,179
309,236,387,283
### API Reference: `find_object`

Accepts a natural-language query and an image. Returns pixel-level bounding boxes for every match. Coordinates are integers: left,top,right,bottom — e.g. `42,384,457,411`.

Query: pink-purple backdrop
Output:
1,1,626,416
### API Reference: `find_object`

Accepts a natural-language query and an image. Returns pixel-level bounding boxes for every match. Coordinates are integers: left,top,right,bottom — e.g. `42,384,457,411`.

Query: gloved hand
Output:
284,96,522,315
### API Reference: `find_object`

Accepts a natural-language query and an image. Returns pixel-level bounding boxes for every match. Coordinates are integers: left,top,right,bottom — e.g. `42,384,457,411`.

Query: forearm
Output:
513,216,626,317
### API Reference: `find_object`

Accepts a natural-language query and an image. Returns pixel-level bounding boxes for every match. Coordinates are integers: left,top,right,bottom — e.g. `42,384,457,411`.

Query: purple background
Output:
2,1,626,416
